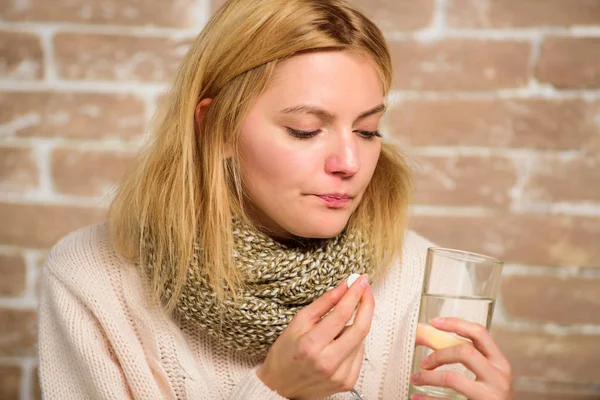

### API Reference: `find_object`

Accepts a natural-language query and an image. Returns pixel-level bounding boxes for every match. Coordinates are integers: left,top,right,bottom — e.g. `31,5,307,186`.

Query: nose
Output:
324,130,360,178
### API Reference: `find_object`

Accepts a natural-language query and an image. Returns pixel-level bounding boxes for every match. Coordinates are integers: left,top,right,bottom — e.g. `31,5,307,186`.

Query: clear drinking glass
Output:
408,247,503,400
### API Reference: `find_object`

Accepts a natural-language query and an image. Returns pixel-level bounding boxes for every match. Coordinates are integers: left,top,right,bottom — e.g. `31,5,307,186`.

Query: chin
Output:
287,215,350,239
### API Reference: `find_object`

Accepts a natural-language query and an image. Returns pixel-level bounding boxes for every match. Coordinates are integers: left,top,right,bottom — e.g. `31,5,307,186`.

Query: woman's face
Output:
238,50,385,239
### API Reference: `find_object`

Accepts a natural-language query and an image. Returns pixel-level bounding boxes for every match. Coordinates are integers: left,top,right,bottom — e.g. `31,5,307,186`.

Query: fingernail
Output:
360,274,370,288
420,356,429,367
431,317,445,324
411,395,423,400
411,373,420,382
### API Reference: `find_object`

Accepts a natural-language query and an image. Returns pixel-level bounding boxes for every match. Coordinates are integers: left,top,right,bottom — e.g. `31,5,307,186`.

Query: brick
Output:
55,33,190,82
0,147,38,194
413,155,517,207
213,0,436,31
386,98,599,151
409,214,600,267
492,328,600,383
0,308,37,357
502,275,600,325
0,365,20,400
516,390,600,400
389,40,530,91
0,92,145,140
447,0,600,28
523,156,600,203
51,149,135,197
0,0,204,28
0,253,27,296
538,37,600,89
0,203,105,248
0,30,43,80
348,0,435,32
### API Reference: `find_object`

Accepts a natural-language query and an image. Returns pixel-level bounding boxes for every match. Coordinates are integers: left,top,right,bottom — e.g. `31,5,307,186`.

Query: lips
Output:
315,194,352,208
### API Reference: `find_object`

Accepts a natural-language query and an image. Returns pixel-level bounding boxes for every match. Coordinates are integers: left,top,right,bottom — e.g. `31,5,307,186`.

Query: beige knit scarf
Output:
146,218,373,356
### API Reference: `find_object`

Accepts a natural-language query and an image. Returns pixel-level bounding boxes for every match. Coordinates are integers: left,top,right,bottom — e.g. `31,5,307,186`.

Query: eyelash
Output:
286,128,382,140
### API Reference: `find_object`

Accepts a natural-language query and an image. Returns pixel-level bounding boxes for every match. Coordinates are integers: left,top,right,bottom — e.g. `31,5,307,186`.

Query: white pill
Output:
347,273,361,288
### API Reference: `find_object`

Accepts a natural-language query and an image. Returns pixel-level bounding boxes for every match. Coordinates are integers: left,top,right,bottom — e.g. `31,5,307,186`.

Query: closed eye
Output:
356,130,382,139
286,127,321,139
285,128,382,140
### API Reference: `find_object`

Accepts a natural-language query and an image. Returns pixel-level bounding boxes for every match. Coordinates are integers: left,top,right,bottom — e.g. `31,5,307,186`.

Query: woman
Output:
38,0,513,399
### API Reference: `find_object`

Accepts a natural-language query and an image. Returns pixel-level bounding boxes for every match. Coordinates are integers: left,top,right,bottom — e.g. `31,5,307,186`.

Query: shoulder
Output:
45,222,113,273
43,223,130,299
401,229,436,266
374,229,435,291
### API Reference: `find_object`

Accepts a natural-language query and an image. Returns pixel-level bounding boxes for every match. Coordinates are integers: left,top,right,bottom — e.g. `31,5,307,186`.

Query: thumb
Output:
415,322,470,350
290,279,349,329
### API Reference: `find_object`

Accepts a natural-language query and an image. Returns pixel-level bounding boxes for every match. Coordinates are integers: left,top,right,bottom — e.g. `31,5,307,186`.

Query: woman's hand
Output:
411,317,513,400
256,274,374,399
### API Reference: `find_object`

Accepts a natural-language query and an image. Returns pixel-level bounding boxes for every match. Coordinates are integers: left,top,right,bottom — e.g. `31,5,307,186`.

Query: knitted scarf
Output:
145,218,374,356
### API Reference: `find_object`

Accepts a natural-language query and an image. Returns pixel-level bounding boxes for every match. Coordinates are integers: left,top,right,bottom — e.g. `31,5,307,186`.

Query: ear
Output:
194,98,213,129
195,98,233,159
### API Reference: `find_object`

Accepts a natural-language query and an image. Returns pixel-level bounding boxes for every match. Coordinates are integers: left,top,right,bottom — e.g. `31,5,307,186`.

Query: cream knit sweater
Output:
38,223,433,399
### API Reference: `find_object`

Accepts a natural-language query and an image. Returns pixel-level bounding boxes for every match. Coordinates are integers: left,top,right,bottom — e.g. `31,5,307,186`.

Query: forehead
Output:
258,50,384,112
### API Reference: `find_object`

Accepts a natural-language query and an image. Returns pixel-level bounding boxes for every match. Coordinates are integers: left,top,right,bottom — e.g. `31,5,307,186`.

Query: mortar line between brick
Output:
199,0,212,29
387,88,600,101
1,81,599,99
409,205,491,216
34,141,57,198
0,193,109,208
0,21,202,37
0,80,169,93
507,151,536,214
512,202,600,216
526,31,544,87
411,147,579,157
410,203,600,217
38,26,58,82
0,297,38,308
4,21,600,40
24,251,41,299
495,321,600,335
0,138,144,151
385,27,600,41
0,357,27,365
501,264,600,278
20,358,36,400
432,0,447,31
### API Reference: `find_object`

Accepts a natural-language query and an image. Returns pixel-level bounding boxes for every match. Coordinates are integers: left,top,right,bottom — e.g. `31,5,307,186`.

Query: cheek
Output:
238,127,311,194
368,145,382,170
361,143,382,179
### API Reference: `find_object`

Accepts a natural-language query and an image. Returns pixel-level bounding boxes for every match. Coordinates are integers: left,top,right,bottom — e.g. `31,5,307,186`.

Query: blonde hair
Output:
108,0,412,311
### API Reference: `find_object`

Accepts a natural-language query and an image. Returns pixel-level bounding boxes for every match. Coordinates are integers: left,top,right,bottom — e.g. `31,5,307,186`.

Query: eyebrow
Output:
279,103,386,122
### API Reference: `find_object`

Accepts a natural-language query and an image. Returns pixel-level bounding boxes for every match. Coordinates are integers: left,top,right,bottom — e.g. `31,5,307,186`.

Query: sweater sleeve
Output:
37,226,287,400
228,366,288,399
38,266,141,400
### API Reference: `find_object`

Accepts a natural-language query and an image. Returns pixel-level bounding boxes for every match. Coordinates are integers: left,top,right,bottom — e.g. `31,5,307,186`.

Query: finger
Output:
420,343,497,383
308,275,369,345
327,282,374,358
415,323,470,350
330,342,364,391
411,370,488,400
347,343,365,386
410,395,450,400
430,317,510,374
291,278,349,328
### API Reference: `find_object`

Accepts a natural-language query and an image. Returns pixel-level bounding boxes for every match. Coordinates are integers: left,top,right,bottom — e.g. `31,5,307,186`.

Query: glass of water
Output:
408,247,503,400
